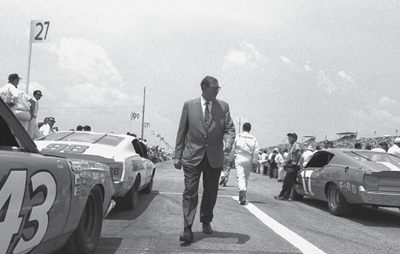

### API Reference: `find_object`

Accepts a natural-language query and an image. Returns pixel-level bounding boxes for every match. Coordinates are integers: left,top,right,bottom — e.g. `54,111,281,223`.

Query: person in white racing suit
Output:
231,122,259,205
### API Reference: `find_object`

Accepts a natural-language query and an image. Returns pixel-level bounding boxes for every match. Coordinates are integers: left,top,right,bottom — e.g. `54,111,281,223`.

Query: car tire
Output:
327,183,354,216
61,185,103,254
141,172,154,194
124,177,140,210
291,186,304,201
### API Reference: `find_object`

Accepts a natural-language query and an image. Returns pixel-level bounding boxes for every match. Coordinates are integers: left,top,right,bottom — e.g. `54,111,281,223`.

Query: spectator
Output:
83,125,91,131
275,148,285,182
354,142,362,149
372,141,388,153
76,125,83,131
302,145,314,167
365,143,372,150
40,117,56,136
388,138,400,156
0,73,35,131
28,90,43,139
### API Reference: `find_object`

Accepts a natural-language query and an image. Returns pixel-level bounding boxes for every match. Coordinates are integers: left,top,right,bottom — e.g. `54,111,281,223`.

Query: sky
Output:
2,0,400,150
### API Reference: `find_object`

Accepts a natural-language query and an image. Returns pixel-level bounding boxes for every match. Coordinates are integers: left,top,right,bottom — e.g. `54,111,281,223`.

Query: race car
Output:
35,130,156,210
0,98,115,254
292,149,400,216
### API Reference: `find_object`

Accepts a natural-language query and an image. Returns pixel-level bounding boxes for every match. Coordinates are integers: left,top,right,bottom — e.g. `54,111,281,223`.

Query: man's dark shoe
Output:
202,222,213,234
179,227,194,242
274,195,288,201
240,200,246,205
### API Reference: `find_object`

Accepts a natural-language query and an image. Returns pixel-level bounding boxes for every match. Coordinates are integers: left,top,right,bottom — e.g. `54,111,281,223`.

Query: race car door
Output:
301,151,334,199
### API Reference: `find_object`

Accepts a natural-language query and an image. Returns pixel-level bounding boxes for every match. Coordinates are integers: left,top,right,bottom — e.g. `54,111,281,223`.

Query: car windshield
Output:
38,132,124,147
347,151,400,164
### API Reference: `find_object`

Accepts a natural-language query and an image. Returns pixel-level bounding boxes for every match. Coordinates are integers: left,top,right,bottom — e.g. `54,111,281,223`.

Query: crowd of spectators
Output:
264,135,398,154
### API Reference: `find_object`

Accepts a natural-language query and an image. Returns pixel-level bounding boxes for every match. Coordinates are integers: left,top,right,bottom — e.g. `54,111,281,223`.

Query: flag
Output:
30,20,51,43
151,131,156,136
397,129,398,134
144,122,150,128
131,112,140,120
156,134,161,137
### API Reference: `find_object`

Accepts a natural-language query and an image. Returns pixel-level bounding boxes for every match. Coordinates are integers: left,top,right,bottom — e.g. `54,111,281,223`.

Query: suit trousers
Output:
278,165,300,199
182,153,222,228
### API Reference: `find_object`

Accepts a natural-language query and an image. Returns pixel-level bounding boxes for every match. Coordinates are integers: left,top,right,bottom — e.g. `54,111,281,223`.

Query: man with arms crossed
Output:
274,133,302,200
174,75,236,242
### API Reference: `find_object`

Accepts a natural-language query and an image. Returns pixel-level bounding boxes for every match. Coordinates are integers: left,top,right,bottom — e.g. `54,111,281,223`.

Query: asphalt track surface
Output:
96,160,400,254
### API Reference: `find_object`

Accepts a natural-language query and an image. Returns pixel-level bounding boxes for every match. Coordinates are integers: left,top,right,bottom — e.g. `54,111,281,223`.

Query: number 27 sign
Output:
30,20,50,43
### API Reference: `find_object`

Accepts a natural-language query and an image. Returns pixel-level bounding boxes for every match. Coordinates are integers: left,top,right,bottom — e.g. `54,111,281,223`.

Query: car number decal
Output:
301,170,315,195
42,143,89,154
0,170,56,254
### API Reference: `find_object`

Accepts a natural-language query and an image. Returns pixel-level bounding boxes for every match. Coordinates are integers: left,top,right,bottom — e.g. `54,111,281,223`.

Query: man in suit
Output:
174,75,236,242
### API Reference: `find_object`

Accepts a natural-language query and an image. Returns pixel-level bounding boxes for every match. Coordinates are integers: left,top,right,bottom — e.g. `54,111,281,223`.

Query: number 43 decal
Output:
0,170,56,254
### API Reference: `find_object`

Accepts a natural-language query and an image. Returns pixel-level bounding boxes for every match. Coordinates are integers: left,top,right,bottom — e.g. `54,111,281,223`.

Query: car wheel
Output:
61,185,103,254
291,186,304,201
141,172,154,194
327,183,354,216
124,177,139,210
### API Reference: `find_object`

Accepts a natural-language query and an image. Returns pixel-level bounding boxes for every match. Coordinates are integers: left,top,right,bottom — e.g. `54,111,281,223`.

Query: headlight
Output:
363,175,379,191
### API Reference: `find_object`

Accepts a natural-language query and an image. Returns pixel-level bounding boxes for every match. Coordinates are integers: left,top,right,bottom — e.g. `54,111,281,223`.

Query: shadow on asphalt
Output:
95,237,123,254
180,231,250,247
296,198,400,228
106,191,160,220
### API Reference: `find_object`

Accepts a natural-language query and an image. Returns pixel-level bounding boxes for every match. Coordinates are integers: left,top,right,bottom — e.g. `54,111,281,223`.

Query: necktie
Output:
205,101,210,124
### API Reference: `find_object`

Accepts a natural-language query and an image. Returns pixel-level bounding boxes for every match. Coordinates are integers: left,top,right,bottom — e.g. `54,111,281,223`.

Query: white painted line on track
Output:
232,196,326,254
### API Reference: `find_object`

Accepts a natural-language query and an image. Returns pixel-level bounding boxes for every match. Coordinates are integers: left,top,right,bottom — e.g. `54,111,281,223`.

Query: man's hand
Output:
224,143,232,152
174,159,182,170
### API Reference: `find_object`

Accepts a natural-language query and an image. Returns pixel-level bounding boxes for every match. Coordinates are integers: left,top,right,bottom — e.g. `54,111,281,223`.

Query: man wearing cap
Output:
231,122,259,205
28,90,43,139
40,117,56,136
388,138,400,156
0,73,36,131
372,141,389,153
274,133,302,200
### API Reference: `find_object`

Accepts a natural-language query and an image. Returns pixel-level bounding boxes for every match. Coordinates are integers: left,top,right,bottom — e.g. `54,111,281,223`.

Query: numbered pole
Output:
26,20,50,93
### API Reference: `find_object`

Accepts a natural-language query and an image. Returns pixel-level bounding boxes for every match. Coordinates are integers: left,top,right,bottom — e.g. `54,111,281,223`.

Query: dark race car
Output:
292,149,400,216
0,98,115,254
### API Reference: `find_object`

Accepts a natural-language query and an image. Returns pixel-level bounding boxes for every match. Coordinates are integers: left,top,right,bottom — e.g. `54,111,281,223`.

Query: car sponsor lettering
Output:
339,182,357,194
42,143,89,154
0,170,56,254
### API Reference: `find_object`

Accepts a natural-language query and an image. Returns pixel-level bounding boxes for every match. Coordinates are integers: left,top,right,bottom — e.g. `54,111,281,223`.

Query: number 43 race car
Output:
292,149,400,216
0,98,115,254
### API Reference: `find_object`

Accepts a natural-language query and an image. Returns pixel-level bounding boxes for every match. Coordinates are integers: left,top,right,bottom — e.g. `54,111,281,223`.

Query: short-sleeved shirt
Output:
0,83,31,110
288,141,301,166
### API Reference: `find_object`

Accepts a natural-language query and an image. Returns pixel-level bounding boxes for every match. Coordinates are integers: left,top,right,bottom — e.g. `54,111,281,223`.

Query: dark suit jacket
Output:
174,97,236,168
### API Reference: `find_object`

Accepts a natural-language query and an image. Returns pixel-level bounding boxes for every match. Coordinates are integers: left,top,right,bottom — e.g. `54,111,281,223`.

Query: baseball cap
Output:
395,138,400,143
287,133,298,139
34,90,43,96
8,73,22,81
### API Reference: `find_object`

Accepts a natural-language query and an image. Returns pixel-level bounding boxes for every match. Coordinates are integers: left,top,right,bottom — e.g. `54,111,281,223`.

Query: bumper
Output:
358,186,400,207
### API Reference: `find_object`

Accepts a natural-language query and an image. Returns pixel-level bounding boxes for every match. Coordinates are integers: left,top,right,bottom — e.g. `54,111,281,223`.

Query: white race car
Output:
35,131,156,210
